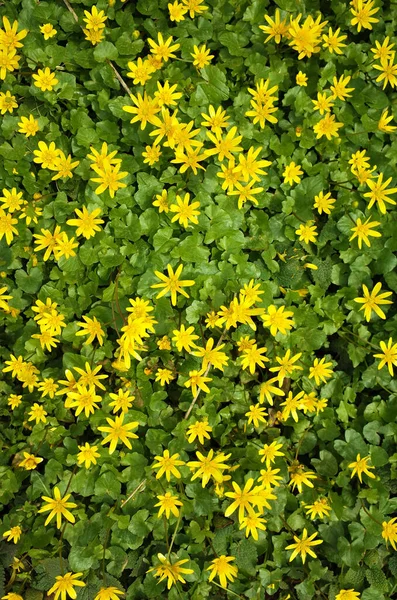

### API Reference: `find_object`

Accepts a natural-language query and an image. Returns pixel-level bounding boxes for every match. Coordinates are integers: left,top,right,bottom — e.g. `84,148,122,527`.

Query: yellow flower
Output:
83,27,105,45
371,37,395,62
181,0,208,19
0,16,27,50
378,108,396,133
2,525,22,543
76,315,105,346
260,9,288,44
170,193,200,228
313,113,343,140
186,420,212,444
201,105,230,137
77,443,100,468
168,1,188,21
83,6,107,30
148,554,193,589
171,146,207,175
0,48,20,80
191,44,214,68
258,440,284,467
153,190,169,213
207,555,238,589
296,71,308,86
152,449,185,481
148,32,180,62
152,263,195,306
28,403,47,424
33,67,58,92
38,487,77,529
280,391,305,422
312,92,334,115
0,187,24,212
261,305,294,336
373,337,397,376
239,512,267,540
228,180,264,209
184,369,212,396
66,206,103,239
354,282,392,322
245,404,267,428
285,528,323,563
348,454,376,482
90,163,128,198
304,497,331,519
67,384,101,417
206,126,243,162
154,492,183,518
48,573,85,600
50,152,79,180
126,57,155,86
330,75,354,101
364,173,397,214
38,378,58,398
98,414,139,454
0,210,18,244
288,13,327,59
187,449,230,487
382,517,397,550
335,591,361,600
283,161,303,185
224,478,258,521
122,91,161,129
142,143,161,166
33,141,61,169
258,467,283,488
94,588,124,600
241,344,269,374
108,389,135,413
322,27,347,54
238,147,271,183
40,23,57,40
155,368,175,386
313,191,335,214
157,335,171,350
8,394,22,410
309,357,334,385
259,377,285,405
349,217,381,249
350,0,379,32
295,222,318,244
18,114,39,137
0,90,17,114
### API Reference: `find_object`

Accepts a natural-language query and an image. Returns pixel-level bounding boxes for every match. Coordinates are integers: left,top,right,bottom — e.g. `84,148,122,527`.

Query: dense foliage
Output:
1,0,397,599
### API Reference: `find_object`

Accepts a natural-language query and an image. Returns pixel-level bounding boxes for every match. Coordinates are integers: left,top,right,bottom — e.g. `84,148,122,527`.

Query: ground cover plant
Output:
1,0,397,598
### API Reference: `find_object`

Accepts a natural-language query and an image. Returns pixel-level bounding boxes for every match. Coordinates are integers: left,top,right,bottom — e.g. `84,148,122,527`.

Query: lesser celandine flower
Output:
47,572,85,600
285,528,323,563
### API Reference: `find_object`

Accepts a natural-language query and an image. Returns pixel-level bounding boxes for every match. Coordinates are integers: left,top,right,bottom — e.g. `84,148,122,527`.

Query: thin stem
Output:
210,581,243,598
168,509,183,557
360,501,382,526
120,478,147,508
106,60,133,96
163,515,170,553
